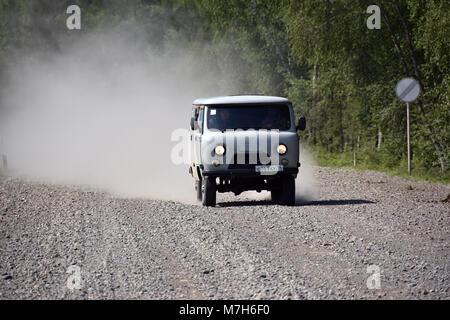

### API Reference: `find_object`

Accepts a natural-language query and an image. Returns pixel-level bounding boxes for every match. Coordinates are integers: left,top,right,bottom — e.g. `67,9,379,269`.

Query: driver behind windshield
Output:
261,108,280,129
208,108,232,131
208,105,290,131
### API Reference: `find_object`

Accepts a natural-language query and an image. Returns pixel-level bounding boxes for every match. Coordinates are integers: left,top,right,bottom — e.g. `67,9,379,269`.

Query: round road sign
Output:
396,78,420,103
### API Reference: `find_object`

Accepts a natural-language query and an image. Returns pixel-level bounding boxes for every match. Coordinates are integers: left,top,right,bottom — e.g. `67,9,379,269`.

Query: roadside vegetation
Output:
0,0,448,182
311,145,450,184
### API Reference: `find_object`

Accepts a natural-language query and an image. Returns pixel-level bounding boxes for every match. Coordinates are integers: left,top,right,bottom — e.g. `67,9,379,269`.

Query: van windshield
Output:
207,105,291,131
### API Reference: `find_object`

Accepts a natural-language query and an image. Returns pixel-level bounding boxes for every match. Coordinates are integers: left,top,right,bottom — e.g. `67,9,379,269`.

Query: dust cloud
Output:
294,144,319,204
0,28,236,203
239,143,319,204
0,26,319,205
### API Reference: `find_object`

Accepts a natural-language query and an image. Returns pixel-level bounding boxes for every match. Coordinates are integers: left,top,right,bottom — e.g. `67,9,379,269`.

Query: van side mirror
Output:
190,117,198,130
296,117,306,131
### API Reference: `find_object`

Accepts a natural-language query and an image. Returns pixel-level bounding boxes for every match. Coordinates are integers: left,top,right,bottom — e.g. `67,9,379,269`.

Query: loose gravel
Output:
0,166,448,299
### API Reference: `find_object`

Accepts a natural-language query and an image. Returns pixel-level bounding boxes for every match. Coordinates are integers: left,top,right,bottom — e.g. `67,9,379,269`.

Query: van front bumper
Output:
202,165,298,178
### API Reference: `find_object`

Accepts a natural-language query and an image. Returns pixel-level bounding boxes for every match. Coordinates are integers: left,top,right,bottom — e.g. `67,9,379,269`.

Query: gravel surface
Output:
0,166,448,299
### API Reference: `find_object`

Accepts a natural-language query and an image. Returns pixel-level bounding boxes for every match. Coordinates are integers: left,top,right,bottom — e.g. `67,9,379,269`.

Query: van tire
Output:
271,189,281,203
281,176,295,206
196,179,202,201
202,177,216,207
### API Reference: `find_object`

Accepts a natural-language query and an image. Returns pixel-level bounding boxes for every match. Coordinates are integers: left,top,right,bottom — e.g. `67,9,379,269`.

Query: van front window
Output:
207,105,291,131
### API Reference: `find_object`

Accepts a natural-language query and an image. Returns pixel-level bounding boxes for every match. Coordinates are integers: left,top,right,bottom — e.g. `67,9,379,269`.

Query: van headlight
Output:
277,144,287,155
215,145,226,155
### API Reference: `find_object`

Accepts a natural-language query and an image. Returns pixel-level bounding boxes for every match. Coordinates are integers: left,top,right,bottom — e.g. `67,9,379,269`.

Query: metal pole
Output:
406,102,410,174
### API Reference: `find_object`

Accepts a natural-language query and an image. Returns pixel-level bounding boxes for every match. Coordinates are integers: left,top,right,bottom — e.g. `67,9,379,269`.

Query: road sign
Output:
396,78,421,175
396,78,420,103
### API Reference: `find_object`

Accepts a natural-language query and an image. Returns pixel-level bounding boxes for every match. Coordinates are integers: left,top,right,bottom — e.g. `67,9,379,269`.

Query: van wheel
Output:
202,177,216,207
271,189,281,203
196,179,202,201
281,176,295,206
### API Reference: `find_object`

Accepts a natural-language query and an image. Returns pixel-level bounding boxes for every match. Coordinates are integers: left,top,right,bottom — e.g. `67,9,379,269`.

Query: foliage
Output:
0,0,448,180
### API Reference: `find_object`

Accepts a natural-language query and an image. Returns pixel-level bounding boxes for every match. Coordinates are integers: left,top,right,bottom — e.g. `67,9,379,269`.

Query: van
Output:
189,95,306,206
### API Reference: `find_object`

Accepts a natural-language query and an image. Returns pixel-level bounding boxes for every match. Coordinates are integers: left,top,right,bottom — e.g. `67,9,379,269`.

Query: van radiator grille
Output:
227,153,271,169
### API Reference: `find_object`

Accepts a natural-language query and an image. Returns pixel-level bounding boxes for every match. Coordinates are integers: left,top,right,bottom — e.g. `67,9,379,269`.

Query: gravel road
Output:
0,166,448,299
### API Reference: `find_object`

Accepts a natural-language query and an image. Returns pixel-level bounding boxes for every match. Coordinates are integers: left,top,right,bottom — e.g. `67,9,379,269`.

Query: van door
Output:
190,106,203,179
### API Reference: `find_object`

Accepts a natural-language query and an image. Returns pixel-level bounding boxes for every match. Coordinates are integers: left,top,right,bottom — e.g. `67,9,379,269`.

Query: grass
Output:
310,148,450,184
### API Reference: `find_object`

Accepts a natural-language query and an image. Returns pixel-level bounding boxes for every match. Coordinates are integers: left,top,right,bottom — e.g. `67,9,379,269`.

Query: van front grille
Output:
227,153,271,169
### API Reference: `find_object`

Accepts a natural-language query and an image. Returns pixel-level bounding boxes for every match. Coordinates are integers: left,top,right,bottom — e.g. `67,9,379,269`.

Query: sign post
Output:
406,101,410,174
395,78,420,175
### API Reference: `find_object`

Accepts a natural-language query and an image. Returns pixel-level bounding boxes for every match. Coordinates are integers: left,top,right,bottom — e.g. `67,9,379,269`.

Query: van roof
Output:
192,95,290,105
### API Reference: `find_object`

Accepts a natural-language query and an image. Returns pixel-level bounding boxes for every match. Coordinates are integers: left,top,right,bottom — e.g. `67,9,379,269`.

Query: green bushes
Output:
310,144,450,183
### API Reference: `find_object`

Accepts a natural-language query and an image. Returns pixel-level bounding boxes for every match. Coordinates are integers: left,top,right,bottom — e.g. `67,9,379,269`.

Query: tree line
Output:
0,0,448,180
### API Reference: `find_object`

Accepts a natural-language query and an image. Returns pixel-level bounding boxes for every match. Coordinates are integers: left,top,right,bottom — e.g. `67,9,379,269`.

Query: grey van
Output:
189,95,306,206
